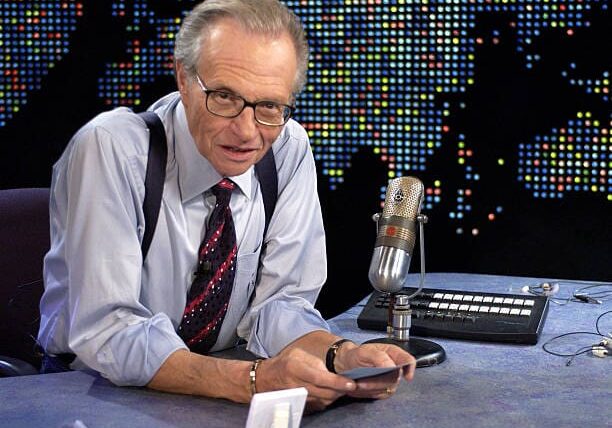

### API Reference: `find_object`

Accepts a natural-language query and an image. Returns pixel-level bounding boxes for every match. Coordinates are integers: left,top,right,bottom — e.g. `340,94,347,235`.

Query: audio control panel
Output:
357,287,550,344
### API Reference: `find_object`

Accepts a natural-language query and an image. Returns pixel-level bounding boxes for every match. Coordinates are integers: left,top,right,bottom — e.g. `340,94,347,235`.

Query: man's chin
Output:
214,160,254,178
215,153,268,177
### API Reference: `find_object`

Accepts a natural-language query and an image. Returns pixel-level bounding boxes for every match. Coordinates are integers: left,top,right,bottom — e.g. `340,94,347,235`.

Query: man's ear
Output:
176,61,189,97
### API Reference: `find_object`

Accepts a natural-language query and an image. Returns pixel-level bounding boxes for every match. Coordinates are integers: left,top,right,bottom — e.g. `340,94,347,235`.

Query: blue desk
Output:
1,273,610,427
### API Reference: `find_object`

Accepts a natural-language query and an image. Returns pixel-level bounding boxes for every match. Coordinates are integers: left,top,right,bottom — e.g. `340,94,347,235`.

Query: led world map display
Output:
1,1,610,290
2,0,609,238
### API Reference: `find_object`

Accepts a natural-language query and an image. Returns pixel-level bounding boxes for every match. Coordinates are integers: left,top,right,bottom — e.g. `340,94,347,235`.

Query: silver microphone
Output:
368,176,424,293
365,177,446,368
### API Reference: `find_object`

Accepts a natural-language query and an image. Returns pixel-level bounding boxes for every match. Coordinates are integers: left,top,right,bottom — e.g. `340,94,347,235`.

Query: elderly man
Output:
38,0,415,411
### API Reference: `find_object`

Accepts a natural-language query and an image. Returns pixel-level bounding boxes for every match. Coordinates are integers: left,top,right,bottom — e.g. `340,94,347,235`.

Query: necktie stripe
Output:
183,245,237,315
216,179,234,190
200,221,225,258
186,302,230,346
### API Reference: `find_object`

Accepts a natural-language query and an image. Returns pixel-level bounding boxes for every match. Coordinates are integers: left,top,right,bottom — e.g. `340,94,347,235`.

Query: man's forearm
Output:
147,349,253,403
146,331,357,403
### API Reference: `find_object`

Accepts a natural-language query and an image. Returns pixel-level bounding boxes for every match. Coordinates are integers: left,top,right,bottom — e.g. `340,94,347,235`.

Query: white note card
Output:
245,387,308,428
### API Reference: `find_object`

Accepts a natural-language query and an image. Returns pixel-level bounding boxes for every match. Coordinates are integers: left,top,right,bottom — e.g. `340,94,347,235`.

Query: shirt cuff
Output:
245,299,330,358
101,313,188,386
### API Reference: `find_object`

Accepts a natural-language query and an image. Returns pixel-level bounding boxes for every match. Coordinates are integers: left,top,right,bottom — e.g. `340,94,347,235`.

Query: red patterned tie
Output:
178,178,237,354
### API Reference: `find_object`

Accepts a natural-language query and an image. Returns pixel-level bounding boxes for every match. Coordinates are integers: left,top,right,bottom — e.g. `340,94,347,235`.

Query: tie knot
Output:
212,178,235,199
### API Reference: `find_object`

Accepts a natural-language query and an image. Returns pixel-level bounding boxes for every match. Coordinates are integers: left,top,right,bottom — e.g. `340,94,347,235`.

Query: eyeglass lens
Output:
206,91,289,125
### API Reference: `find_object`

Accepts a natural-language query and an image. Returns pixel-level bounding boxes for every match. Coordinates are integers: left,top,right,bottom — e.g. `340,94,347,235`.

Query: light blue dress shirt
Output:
37,92,329,386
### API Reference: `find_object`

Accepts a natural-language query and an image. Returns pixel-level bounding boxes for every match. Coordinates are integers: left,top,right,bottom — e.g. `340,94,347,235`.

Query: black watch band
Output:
325,339,352,373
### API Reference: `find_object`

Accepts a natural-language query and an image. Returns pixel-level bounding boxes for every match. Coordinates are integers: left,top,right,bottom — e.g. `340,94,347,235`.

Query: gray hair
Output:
174,0,310,95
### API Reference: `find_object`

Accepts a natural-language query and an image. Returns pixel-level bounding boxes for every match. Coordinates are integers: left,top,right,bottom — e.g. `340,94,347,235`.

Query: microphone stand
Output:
366,214,446,368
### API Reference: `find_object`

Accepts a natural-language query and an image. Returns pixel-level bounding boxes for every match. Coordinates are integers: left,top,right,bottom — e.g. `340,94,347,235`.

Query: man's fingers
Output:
363,343,416,381
353,369,400,389
380,343,417,366
401,360,416,380
348,384,398,400
296,361,356,393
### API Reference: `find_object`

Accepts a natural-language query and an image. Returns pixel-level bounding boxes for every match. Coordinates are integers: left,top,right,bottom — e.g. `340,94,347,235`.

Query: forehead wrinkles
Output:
197,19,296,98
208,62,289,94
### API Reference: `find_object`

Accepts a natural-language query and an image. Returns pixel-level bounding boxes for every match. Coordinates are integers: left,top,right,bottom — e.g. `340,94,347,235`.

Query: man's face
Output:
177,18,298,177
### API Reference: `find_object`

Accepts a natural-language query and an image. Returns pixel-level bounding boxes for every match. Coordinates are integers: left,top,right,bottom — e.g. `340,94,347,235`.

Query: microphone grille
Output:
381,176,424,221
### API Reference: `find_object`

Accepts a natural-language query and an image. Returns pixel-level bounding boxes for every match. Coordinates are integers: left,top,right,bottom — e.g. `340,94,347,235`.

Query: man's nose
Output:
230,105,259,141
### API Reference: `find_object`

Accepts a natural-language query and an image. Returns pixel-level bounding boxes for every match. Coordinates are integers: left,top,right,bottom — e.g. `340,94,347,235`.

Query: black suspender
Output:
138,112,168,261
254,149,277,238
137,111,278,262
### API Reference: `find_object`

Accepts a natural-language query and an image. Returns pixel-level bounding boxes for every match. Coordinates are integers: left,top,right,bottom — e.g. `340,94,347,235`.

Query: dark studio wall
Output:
1,1,610,318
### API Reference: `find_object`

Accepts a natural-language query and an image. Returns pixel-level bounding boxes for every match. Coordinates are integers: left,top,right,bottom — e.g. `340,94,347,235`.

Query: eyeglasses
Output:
195,73,295,127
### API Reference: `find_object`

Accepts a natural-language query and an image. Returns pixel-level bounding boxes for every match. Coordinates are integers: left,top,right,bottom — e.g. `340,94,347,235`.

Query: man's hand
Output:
334,342,416,399
255,347,357,412
255,339,416,411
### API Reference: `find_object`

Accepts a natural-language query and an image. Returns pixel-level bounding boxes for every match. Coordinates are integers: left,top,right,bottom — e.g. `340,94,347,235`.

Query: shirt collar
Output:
173,100,253,202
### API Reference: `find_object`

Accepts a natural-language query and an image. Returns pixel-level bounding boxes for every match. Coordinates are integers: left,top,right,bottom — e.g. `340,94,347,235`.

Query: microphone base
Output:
364,337,446,368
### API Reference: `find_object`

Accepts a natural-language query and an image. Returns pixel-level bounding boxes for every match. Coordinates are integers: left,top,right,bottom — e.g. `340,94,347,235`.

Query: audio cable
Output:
522,281,612,306
541,310,611,366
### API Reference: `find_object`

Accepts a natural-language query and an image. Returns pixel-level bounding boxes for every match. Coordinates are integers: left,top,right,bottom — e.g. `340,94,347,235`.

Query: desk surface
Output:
1,273,610,428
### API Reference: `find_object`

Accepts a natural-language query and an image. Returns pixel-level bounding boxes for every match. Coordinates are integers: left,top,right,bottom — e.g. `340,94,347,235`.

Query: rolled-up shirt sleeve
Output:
55,119,186,385
238,123,330,357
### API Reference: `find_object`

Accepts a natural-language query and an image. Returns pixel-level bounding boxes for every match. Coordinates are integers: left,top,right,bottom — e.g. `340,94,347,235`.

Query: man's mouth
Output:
221,145,258,161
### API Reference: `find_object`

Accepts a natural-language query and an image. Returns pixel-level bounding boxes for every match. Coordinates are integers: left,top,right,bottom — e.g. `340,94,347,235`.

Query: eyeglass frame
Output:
194,72,295,127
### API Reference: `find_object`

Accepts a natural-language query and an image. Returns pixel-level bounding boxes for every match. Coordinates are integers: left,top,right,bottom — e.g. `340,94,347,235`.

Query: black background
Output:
1,1,610,318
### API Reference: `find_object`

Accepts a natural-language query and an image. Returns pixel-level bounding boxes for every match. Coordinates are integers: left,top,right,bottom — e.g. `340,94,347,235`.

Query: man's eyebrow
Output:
208,80,289,104
207,83,236,93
